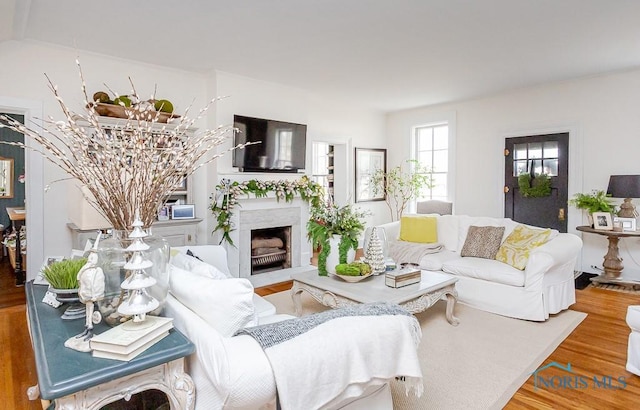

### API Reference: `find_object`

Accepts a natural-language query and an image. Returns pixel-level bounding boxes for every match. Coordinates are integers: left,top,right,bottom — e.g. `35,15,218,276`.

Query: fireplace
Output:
251,226,292,274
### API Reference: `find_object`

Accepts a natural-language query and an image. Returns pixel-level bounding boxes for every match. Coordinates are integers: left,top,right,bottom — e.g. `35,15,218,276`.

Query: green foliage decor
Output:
210,176,324,246
335,262,372,276
568,190,615,213
518,173,552,198
307,202,370,276
42,258,88,290
369,160,433,221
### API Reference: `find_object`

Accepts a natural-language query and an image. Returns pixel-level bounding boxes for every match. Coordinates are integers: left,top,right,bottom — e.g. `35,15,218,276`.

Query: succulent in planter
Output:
568,190,616,214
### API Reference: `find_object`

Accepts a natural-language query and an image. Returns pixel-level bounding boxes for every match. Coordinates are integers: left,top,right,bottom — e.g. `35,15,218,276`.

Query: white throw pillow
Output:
169,265,255,337
170,252,229,280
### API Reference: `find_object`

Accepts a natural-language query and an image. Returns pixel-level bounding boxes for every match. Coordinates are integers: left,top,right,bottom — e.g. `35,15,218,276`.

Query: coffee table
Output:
291,270,459,325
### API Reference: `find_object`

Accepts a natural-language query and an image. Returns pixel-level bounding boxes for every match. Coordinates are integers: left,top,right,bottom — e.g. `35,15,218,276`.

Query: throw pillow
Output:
186,249,203,261
169,265,255,336
170,252,229,280
399,215,438,243
495,224,553,270
460,225,505,259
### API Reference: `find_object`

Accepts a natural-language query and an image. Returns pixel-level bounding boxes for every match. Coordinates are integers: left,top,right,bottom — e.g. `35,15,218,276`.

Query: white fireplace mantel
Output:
224,197,313,284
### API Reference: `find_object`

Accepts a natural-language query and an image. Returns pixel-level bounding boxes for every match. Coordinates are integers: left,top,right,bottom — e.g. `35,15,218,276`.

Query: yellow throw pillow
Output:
399,216,438,243
495,224,552,270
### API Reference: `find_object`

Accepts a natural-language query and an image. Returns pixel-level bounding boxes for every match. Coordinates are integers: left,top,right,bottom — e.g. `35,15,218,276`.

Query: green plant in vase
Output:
568,190,616,226
307,202,370,276
42,258,88,290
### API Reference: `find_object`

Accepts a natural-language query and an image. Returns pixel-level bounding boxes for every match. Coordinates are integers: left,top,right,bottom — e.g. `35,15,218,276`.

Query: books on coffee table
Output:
90,316,174,361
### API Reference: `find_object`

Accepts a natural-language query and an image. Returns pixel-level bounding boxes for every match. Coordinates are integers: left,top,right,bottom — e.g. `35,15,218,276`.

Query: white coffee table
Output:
291,270,459,325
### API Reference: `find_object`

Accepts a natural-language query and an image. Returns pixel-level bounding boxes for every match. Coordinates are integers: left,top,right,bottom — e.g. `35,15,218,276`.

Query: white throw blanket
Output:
238,303,424,410
389,240,443,265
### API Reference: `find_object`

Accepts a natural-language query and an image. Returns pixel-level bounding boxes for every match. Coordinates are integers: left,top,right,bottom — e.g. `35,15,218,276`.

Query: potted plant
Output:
369,160,433,221
568,190,616,225
42,258,88,300
307,202,370,276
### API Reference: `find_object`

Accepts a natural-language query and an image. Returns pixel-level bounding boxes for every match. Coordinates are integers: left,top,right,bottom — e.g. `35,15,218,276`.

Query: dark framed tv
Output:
233,115,307,173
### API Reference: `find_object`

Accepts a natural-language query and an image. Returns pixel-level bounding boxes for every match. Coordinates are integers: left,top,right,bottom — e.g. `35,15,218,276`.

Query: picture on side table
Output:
614,217,637,232
593,212,613,230
355,148,386,202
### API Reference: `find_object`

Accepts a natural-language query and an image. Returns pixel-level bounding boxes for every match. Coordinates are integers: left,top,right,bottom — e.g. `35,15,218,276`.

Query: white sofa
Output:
378,215,583,321
164,245,406,410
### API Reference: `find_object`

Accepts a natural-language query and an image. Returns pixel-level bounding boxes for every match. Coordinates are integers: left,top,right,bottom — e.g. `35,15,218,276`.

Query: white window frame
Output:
409,112,456,212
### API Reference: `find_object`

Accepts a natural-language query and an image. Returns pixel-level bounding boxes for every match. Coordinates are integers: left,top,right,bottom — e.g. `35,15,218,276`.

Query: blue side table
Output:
25,281,196,409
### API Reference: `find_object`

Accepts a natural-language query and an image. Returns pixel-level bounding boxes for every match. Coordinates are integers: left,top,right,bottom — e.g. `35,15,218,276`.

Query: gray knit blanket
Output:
389,240,443,265
235,302,412,349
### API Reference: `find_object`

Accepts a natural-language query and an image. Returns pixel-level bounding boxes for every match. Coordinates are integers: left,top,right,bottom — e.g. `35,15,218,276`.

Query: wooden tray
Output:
90,103,180,123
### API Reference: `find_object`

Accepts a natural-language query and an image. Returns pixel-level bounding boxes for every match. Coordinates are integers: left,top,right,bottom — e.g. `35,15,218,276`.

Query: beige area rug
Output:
264,291,586,410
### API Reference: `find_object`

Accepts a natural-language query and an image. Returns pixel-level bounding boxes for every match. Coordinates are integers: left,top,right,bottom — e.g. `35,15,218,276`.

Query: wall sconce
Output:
607,175,640,218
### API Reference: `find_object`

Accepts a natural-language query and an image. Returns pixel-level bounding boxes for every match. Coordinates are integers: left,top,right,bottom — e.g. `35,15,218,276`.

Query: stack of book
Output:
90,316,174,361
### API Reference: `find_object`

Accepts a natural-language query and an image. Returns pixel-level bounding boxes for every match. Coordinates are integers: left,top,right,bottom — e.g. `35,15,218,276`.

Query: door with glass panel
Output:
504,133,569,232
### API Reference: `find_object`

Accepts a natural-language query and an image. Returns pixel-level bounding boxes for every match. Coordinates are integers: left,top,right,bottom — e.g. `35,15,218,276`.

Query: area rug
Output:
264,291,586,410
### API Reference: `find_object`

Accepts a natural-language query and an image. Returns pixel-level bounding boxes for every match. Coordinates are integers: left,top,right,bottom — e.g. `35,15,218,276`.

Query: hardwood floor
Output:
2,267,639,408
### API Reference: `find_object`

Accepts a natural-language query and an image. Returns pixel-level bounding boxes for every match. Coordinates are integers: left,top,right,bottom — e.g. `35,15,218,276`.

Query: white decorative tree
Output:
117,212,159,328
365,227,386,274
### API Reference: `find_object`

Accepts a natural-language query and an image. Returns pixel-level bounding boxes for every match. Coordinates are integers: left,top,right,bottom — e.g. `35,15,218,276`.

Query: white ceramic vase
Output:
325,235,356,274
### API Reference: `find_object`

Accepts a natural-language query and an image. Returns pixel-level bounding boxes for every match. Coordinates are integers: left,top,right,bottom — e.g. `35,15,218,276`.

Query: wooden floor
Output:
2,260,639,409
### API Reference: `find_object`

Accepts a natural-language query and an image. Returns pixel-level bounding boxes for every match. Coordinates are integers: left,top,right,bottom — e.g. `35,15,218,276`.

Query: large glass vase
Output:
96,230,170,326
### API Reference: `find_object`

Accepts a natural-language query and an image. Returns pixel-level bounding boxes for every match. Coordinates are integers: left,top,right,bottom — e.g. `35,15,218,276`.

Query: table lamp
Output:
606,175,640,218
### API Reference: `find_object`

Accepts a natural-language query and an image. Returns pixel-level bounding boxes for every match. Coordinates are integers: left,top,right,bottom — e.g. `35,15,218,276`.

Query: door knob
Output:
558,208,565,221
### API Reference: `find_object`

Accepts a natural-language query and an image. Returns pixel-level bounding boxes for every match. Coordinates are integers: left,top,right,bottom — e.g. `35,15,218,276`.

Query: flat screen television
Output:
233,115,307,173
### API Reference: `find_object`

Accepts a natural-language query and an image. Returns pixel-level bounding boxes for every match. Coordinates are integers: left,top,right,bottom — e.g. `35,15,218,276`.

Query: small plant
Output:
307,202,370,276
568,190,615,213
42,258,87,289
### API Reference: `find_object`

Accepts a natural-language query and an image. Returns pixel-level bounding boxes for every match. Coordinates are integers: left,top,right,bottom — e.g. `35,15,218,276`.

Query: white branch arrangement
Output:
0,60,244,230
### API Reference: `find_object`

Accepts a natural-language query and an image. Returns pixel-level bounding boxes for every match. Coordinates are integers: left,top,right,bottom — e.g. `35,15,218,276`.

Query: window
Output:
512,141,559,177
414,123,449,201
311,142,333,202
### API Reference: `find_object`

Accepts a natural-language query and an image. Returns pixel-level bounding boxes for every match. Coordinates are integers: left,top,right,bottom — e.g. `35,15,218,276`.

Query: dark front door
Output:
504,133,569,232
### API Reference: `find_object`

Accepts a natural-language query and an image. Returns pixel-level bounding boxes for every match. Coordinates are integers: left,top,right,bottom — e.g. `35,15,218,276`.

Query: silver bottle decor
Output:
365,227,386,274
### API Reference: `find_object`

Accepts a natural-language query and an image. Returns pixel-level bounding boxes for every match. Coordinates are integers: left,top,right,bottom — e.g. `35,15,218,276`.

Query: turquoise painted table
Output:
25,281,196,409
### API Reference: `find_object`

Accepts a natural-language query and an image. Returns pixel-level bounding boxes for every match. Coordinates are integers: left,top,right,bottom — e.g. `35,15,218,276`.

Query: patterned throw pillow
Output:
460,226,505,259
495,224,553,270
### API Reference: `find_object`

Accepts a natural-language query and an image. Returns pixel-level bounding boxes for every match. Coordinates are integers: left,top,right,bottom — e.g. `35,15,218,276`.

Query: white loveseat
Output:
378,215,583,321
164,245,417,409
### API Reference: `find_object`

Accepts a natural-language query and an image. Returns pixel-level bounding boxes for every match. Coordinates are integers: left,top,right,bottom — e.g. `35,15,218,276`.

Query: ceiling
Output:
3,0,640,112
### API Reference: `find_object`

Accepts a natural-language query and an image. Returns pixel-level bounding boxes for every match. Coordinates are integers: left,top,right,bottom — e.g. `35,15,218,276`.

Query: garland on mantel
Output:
210,177,324,246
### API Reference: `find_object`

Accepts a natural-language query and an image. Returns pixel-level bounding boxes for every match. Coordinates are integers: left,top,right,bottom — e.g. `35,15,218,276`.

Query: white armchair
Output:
626,305,640,376
165,245,419,409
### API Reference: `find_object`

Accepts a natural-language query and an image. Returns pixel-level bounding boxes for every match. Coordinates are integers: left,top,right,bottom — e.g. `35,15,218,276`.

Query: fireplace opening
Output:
251,226,291,274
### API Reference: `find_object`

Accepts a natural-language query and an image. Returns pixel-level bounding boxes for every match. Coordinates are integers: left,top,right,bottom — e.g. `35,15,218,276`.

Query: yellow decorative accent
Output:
496,225,552,270
399,216,438,243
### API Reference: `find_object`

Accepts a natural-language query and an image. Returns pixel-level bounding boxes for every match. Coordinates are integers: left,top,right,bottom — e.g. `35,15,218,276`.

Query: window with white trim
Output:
414,123,449,201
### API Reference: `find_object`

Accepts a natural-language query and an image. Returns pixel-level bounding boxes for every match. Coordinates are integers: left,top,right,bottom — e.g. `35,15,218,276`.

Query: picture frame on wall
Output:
593,212,613,230
355,148,387,202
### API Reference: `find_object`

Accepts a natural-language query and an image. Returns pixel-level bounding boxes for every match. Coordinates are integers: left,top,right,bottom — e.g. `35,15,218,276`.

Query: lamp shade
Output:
606,175,640,199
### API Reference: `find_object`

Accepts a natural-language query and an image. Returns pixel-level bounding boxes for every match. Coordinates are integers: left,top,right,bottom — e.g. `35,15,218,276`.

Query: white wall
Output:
387,68,640,274
214,71,389,232
0,41,388,271
0,40,212,275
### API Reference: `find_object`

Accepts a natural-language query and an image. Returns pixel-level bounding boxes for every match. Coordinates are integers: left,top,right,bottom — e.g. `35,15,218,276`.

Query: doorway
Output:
504,133,569,232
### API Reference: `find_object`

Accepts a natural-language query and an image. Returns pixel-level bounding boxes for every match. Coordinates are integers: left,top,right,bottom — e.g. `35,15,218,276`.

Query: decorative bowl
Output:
333,271,374,283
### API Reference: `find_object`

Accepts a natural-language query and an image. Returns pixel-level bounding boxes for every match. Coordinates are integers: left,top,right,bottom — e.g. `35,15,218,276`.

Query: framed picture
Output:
614,217,637,232
593,212,613,230
355,148,387,202
171,204,196,220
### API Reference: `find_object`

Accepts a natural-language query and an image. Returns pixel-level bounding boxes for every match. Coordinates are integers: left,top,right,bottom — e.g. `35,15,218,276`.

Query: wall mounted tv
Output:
233,115,307,173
